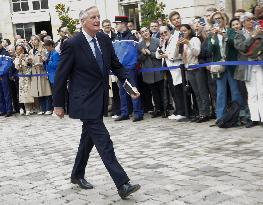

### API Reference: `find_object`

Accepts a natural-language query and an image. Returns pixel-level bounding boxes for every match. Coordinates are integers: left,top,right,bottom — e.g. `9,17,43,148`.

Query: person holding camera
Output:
138,27,164,118
156,26,185,120
207,11,243,121
180,24,211,123
29,35,52,115
234,12,263,128
14,44,34,116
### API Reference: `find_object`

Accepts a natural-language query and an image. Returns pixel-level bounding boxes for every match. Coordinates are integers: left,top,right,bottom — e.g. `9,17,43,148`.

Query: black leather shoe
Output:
71,178,94,189
133,116,143,122
5,112,12,117
245,120,259,128
118,182,141,199
162,110,170,118
0,112,6,116
190,116,199,122
115,115,129,121
196,116,209,123
151,110,162,118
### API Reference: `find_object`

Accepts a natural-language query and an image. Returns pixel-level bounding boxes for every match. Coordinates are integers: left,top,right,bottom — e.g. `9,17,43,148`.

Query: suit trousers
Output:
71,118,129,188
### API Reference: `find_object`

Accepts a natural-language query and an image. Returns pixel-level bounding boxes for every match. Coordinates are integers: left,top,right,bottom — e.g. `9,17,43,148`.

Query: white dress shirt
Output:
82,29,102,58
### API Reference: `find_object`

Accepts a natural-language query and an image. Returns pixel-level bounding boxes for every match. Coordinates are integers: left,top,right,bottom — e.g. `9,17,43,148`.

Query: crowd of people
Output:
0,2,263,128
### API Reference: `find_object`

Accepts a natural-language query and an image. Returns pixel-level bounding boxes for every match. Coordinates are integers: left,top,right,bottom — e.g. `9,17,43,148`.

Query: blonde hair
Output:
31,35,44,51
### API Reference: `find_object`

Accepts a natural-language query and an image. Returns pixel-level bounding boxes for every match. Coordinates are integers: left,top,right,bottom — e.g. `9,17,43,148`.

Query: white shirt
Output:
183,37,201,67
82,29,102,58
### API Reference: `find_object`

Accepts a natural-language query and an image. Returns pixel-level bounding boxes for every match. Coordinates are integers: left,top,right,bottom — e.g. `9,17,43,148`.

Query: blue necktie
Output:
91,38,104,73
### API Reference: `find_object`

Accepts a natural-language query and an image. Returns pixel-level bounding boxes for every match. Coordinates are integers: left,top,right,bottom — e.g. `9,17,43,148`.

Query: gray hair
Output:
79,6,97,21
159,26,170,32
240,12,254,22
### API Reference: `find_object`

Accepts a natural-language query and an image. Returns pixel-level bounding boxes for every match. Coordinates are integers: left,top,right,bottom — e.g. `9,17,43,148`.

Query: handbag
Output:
207,63,225,78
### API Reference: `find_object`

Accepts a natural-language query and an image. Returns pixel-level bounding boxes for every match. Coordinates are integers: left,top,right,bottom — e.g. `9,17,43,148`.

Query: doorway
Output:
35,21,53,38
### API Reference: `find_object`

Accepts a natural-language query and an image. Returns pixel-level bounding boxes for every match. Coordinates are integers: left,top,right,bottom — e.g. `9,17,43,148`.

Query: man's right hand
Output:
54,107,65,119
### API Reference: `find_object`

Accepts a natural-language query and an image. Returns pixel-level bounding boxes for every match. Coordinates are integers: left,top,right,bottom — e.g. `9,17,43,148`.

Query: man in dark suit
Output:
53,6,140,199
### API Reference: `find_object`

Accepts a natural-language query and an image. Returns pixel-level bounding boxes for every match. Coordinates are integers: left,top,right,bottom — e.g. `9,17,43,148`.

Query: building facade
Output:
0,0,256,43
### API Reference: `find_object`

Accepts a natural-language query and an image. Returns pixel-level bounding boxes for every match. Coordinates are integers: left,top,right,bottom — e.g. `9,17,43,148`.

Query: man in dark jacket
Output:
53,6,140,199
113,16,144,122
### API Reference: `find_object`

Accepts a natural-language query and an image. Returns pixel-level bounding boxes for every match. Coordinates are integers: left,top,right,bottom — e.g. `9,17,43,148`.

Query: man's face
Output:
8,47,15,56
115,22,127,33
82,7,101,35
205,11,215,23
150,22,159,33
102,22,111,33
127,22,134,30
234,12,243,19
170,14,181,27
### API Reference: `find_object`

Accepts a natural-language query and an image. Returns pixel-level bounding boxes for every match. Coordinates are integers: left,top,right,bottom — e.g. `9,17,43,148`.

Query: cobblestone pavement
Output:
0,114,263,205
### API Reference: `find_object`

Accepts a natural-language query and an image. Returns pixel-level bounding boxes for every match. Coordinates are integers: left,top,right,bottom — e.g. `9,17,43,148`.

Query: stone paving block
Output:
0,114,263,204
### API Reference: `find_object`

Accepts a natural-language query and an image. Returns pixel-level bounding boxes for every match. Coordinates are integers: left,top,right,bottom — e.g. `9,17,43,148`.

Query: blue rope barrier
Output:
16,73,48,77
140,60,263,73
13,61,263,77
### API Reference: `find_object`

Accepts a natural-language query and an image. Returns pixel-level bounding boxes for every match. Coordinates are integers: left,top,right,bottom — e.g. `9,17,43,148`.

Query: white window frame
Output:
15,23,35,41
11,0,30,12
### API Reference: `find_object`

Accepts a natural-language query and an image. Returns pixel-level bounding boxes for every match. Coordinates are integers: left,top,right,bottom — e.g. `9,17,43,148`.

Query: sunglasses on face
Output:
213,17,223,21
160,30,168,36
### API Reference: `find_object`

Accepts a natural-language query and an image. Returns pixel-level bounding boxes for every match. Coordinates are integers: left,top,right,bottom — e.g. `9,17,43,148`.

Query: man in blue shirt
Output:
0,40,13,117
113,16,144,122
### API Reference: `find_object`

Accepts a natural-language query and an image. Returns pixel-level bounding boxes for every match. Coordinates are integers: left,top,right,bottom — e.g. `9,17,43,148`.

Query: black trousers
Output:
165,71,185,116
71,118,129,188
9,79,19,113
187,68,210,116
149,80,164,111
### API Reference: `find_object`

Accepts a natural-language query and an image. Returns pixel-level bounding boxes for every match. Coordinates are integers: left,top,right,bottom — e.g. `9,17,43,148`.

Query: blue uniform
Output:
113,30,144,118
0,48,13,114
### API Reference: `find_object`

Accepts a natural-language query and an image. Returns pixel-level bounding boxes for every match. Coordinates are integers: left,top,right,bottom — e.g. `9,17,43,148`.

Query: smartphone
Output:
179,32,184,38
213,20,220,29
199,18,206,26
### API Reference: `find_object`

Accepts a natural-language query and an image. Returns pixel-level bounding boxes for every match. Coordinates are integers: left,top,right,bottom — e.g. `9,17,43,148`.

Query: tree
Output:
140,0,166,27
55,3,79,34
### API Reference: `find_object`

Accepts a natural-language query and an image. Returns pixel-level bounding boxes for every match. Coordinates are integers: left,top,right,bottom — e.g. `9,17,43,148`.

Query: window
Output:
15,23,33,41
12,0,29,12
32,0,49,10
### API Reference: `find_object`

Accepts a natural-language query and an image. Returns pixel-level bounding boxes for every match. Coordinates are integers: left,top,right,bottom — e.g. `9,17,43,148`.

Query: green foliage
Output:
55,3,79,34
140,0,166,27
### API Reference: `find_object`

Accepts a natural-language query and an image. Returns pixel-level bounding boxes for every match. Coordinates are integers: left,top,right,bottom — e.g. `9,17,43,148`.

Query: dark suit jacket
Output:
53,31,128,120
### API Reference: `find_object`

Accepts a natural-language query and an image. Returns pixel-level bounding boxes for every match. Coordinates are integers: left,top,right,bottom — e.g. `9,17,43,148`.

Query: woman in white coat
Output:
156,26,185,120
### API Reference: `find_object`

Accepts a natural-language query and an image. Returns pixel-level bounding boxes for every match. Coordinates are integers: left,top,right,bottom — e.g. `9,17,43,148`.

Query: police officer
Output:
113,16,144,122
0,39,13,117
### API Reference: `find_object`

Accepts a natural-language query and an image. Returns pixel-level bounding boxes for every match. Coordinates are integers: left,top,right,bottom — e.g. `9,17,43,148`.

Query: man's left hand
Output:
131,87,140,99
